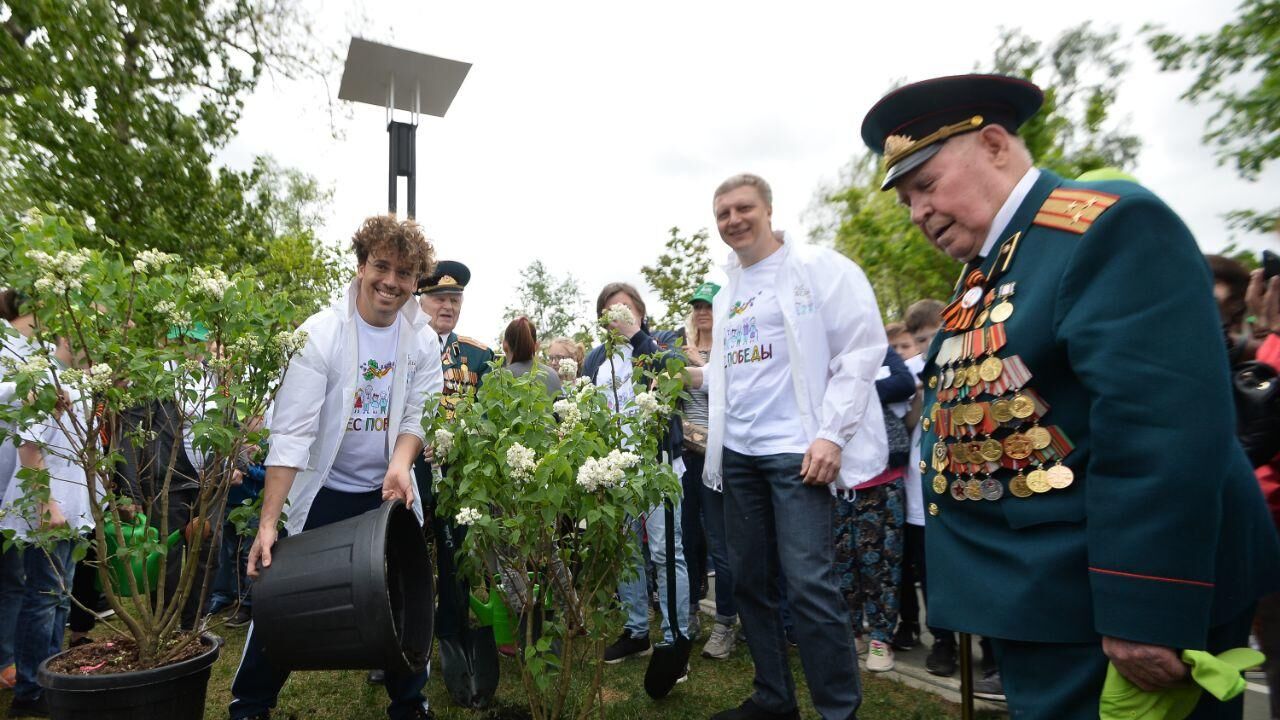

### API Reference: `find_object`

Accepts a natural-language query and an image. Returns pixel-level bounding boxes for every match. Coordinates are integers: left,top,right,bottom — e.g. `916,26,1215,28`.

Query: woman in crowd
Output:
502,316,562,395
0,288,35,690
546,337,584,383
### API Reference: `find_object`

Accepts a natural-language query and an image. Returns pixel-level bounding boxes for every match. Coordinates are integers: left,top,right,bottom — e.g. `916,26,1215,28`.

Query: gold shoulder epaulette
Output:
458,335,491,352
1033,189,1120,234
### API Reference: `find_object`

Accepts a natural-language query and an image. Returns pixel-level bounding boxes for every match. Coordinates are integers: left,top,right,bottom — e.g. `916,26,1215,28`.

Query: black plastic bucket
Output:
252,499,433,673
37,633,222,720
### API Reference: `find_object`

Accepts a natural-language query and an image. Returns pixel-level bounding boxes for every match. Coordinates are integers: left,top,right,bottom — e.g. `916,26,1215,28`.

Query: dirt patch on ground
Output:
45,634,208,675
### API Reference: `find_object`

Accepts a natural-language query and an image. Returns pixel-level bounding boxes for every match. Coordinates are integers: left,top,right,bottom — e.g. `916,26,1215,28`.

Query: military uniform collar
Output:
977,167,1041,260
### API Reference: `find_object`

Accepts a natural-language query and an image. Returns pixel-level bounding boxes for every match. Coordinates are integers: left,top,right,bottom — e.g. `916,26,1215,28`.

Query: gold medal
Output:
1009,472,1033,498
979,438,1004,463
933,442,949,470
1010,393,1035,420
928,375,938,389
932,474,948,495
966,403,986,426
967,441,985,462
951,442,969,465
974,307,990,328
1026,469,1051,493
1046,464,1074,489
990,301,1014,324
1002,433,1034,460
1026,425,1052,451
964,479,983,501
979,355,1004,383
990,398,1014,423
966,365,982,387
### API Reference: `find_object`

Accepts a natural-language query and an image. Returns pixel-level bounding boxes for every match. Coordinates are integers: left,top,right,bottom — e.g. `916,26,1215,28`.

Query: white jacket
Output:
704,234,888,494
267,280,443,533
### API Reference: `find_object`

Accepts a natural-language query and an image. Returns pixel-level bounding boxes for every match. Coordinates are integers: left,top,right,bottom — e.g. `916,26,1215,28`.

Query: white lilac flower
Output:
607,449,640,469
6,355,50,376
132,248,178,274
575,457,603,492
600,303,635,328
506,443,537,483
191,267,233,300
434,428,455,456
634,391,661,418
274,329,308,355
553,398,581,431
575,449,637,491
84,363,113,393
231,335,262,355
455,507,483,526
557,358,578,379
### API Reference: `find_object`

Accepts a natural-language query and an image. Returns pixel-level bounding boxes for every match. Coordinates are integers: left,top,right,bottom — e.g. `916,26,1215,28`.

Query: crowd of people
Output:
1,71,1279,720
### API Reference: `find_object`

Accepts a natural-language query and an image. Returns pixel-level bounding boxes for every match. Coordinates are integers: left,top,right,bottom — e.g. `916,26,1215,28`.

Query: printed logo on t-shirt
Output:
794,284,816,316
724,293,773,367
363,359,394,381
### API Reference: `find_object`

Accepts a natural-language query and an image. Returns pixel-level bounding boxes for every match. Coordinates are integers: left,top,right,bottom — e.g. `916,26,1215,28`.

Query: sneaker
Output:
675,663,689,684
925,636,957,677
710,698,801,720
227,607,252,628
702,621,737,659
603,630,652,664
866,640,895,672
891,623,919,651
0,664,15,689
974,670,1006,702
7,695,48,718
366,669,385,685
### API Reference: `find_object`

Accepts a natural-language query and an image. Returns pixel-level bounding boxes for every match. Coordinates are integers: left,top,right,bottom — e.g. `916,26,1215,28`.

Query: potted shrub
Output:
425,314,686,720
0,214,310,719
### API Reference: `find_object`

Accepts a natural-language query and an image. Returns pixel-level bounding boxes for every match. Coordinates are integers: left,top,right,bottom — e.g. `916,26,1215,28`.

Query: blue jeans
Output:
0,545,26,667
618,500,690,644
228,487,430,720
697,472,737,622
12,540,75,702
723,448,860,720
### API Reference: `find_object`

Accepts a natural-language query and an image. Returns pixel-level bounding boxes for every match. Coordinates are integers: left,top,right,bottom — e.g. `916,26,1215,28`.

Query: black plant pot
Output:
37,633,222,720
252,499,433,673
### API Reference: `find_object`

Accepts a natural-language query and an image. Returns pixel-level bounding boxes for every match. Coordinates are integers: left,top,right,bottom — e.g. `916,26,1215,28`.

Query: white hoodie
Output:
266,279,443,533
704,234,888,494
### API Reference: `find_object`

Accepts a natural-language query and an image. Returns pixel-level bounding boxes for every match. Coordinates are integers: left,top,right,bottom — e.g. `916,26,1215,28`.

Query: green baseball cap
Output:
690,282,720,305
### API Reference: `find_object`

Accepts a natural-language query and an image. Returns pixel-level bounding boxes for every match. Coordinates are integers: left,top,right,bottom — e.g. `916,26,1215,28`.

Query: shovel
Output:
644,496,693,699
434,509,500,708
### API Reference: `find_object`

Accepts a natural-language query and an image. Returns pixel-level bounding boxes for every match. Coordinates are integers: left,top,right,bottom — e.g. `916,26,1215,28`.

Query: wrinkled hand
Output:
801,439,842,486
382,464,415,509
1246,270,1280,336
1102,636,1188,692
609,318,641,340
247,524,278,579
422,444,435,463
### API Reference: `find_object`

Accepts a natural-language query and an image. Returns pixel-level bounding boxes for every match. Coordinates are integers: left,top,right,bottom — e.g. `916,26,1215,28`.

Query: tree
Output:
0,0,337,275
503,261,589,343
810,23,1140,318
1148,1,1280,232
640,226,713,331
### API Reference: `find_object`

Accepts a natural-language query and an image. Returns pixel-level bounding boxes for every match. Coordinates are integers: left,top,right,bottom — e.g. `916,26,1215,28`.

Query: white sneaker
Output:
866,639,895,672
701,621,737,659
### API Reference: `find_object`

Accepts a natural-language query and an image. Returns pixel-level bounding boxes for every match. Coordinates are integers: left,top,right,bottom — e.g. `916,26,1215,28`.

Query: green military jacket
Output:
918,169,1280,649
438,331,495,417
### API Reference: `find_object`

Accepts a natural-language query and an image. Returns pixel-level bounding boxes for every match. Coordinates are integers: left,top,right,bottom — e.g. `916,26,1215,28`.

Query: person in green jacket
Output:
860,73,1280,719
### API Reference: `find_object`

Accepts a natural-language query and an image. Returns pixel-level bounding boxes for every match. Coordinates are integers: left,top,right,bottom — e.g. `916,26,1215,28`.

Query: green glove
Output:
1099,647,1264,720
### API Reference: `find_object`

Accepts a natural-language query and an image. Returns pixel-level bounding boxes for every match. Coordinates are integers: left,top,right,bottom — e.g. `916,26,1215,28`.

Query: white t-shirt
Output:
325,313,400,493
723,249,810,456
903,354,926,527
1,379,96,539
0,320,34,501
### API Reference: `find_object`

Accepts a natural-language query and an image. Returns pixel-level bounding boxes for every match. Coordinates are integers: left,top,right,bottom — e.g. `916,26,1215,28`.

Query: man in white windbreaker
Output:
703,174,887,720
229,215,444,720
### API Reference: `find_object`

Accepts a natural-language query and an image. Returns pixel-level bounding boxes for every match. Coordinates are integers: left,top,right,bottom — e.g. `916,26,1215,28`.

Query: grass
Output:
0,618,1000,719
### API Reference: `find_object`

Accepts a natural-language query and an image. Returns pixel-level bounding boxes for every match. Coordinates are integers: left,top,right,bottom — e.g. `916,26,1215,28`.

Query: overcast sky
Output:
220,0,1280,343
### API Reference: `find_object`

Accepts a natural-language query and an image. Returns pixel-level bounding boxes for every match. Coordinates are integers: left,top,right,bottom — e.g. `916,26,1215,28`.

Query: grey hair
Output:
713,173,772,208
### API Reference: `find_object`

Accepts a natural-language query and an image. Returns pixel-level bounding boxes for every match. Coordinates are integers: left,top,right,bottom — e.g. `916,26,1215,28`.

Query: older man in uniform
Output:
416,260,495,639
861,74,1280,718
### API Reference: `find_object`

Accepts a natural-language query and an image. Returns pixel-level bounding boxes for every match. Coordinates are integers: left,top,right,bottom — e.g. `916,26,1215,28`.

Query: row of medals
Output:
926,282,1076,503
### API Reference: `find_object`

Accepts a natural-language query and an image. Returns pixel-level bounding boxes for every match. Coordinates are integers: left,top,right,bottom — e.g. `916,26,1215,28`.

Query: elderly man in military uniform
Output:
860,74,1280,718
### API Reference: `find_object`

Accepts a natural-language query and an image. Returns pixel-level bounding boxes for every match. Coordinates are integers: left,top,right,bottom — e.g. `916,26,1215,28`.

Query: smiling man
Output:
862,74,1280,719
703,174,888,720
229,215,443,720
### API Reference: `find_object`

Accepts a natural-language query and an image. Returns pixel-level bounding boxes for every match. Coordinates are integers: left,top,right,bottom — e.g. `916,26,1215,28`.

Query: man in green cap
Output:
861,73,1280,718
